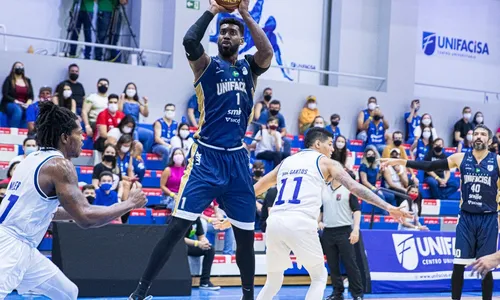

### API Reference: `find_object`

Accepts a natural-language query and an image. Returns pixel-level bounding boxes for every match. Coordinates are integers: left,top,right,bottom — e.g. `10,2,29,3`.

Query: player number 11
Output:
275,177,303,206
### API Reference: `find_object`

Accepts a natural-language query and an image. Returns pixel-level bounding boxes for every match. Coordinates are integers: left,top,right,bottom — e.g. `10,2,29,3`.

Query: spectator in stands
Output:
160,148,185,212
257,100,290,155
94,94,125,152
383,148,409,206
53,83,76,114
185,218,220,290
9,137,38,166
472,111,484,128
253,160,266,205
200,201,235,255
0,161,19,185
332,135,350,170
1,61,34,128
398,185,428,231
68,1,94,59
187,94,200,127
119,82,154,152
106,115,143,155
303,116,326,136
423,138,460,200
357,97,386,141
259,186,277,232
363,107,389,153
26,86,53,133
92,144,124,198
82,78,110,137
411,126,433,161
54,64,85,115
116,134,146,182
94,0,128,62
413,113,438,141
0,183,7,204
453,106,474,147
298,95,319,134
382,131,408,159
152,103,178,168
82,184,96,204
404,99,421,144
254,116,287,168
326,113,341,141
253,87,273,127
457,129,473,153
358,145,396,214
94,171,119,206
170,122,194,156
489,140,499,155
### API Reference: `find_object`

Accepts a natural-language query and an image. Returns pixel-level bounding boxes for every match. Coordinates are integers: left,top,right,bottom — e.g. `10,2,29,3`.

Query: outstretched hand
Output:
387,205,412,223
469,253,500,279
380,158,407,171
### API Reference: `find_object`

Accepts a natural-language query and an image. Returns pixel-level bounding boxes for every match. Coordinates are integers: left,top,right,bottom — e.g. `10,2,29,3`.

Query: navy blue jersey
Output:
459,151,499,213
193,55,255,149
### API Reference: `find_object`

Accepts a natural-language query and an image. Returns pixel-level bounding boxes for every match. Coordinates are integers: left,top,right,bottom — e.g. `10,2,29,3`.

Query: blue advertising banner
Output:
362,230,500,293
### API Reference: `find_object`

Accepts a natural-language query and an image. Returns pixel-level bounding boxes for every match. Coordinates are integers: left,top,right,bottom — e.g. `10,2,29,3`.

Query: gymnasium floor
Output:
7,287,500,299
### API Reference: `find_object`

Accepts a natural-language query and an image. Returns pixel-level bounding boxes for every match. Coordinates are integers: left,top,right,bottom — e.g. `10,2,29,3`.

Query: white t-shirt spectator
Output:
255,129,282,156
85,93,108,124
398,199,420,231
107,128,122,141
171,136,194,155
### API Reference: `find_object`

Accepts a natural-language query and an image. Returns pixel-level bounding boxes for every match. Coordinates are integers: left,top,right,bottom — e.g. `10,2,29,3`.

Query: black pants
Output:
256,151,287,168
321,226,363,297
187,244,215,285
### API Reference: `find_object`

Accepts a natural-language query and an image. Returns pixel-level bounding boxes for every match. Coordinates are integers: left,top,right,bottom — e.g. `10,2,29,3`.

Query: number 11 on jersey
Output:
275,177,303,206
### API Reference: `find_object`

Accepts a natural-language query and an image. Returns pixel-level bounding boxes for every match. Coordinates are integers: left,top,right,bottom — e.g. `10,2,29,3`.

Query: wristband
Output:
169,192,175,197
371,186,377,192
194,240,199,247
434,175,439,180
208,218,212,223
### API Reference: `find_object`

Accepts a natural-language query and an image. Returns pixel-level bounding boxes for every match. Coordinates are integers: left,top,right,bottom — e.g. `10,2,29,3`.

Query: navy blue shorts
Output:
172,143,256,230
454,211,498,264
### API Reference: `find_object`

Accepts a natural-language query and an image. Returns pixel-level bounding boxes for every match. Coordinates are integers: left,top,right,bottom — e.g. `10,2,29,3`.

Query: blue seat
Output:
141,170,161,188
75,166,93,184
38,236,53,251
142,153,164,171
0,112,7,127
128,208,153,224
440,199,460,215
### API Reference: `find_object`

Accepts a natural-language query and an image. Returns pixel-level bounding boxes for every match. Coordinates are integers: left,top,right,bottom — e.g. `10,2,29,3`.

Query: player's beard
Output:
218,42,239,58
474,140,487,151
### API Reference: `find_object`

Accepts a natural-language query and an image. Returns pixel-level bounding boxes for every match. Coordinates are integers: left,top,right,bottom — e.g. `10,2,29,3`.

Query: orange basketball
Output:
215,0,241,10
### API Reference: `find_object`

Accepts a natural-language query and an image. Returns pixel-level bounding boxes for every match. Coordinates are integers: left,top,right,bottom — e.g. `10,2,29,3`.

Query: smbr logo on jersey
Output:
392,234,456,271
422,31,490,59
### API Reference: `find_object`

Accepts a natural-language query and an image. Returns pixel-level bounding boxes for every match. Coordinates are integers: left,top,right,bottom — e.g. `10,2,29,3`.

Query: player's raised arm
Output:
381,153,463,172
45,158,147,228
254,165,279,196
239,0,273,79
183,0,227,80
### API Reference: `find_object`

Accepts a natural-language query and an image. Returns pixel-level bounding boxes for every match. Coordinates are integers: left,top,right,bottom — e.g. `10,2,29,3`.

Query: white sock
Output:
305,263,327,300
256,271,284,300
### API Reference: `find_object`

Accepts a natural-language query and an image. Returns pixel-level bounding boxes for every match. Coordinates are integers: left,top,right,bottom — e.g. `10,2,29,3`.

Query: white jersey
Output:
270,149,327,220
0,149,63,247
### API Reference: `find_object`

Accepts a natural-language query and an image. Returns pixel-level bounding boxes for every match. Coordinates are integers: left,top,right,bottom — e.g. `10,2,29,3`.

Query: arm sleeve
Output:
406,158,450,172
349,194,361,212
183,11,214,61
245,54,270,76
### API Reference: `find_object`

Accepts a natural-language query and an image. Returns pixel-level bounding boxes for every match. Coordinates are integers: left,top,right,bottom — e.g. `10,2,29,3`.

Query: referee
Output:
319,171,363,300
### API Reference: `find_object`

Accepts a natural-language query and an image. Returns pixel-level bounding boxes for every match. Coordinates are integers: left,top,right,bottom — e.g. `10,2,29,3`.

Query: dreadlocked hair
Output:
35,101,78,149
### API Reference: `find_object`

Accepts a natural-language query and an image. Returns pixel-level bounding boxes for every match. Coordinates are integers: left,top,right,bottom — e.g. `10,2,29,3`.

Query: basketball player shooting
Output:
0,101,147,299
129,0,273,299
254,128,411,300
382,124,499,300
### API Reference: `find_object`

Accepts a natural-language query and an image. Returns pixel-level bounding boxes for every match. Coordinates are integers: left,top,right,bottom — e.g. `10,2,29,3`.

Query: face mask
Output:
368,103,377,110
434,146,443,153
100,183,113,191
308,103,317,110
98,85,108,94
63,90,72,99
409,193,418,201
108,103,118,113
14,67,24,75
86,195,95,204
421,118,431,126
264,95,272,101
126,89,136,98
373,115,382,121
422,131,431,139
173,154,184,166
268,124,278,130
466,134,473,141
476,117,483,123
69,73,79,81
103,155,116,163
121,146,130,153
179,129,190,139
463,113,472,120
331,121,339,127
366,156,375,164
314,123,324,128
122,127,133,134
25,146,37,155
336,142,345,149
253,170,264,177
269,109,279,116
393,140,402,147
165,111,175,119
